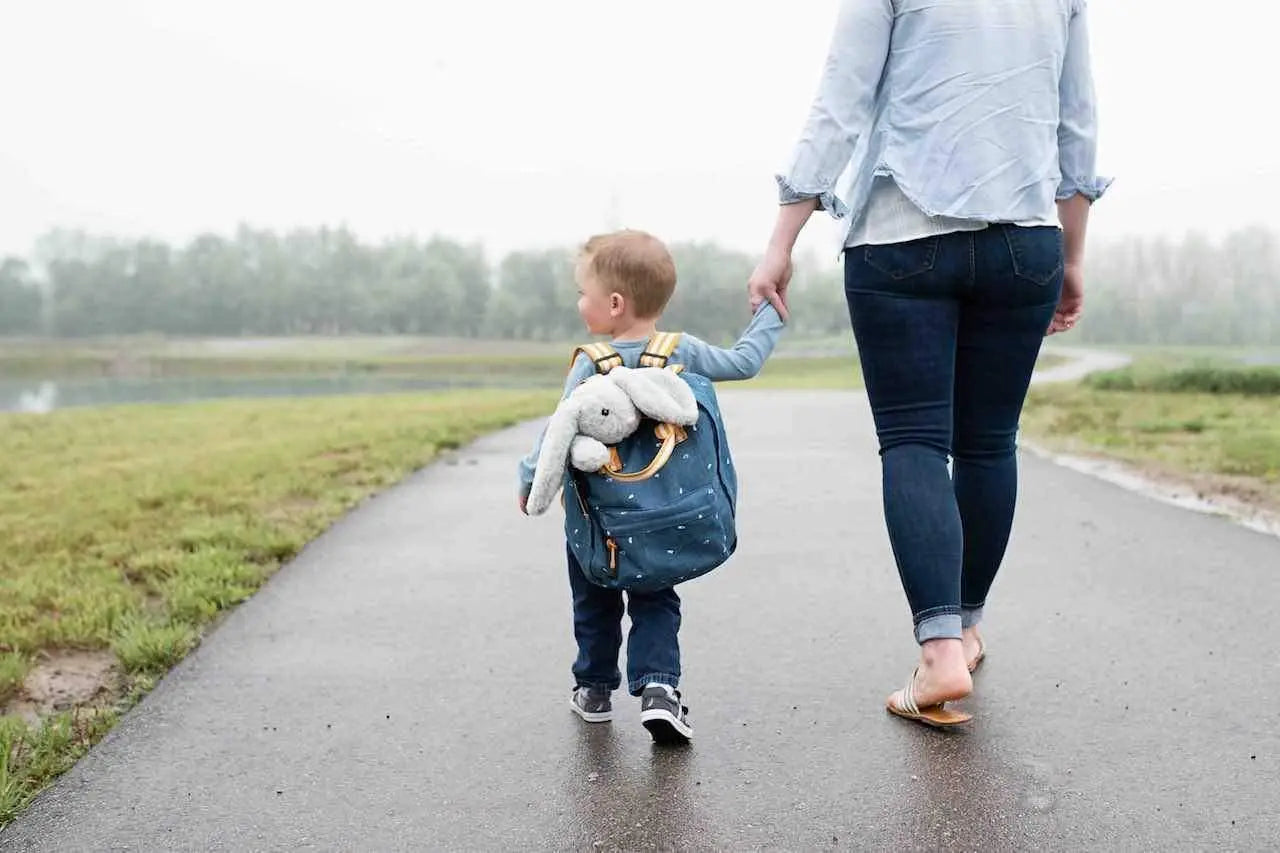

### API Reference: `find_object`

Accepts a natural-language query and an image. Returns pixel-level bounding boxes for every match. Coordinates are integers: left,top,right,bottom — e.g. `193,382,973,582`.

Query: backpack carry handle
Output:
599,422,687,483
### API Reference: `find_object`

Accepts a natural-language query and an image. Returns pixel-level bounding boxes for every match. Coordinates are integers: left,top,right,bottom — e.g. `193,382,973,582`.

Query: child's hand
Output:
518,494,529,515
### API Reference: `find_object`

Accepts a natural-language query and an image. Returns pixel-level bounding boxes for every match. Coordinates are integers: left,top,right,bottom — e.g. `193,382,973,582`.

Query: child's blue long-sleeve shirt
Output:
517,303,785,495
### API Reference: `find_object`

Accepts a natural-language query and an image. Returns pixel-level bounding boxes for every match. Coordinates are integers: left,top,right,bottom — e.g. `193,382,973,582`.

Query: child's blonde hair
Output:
580,229,677,319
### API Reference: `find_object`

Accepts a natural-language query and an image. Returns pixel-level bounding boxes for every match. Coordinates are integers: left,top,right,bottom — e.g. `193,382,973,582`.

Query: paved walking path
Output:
3,372,1278,850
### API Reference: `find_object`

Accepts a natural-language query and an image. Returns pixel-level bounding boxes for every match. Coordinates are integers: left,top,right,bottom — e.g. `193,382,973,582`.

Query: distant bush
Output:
1086,364,1280,395
1084,369,1138,391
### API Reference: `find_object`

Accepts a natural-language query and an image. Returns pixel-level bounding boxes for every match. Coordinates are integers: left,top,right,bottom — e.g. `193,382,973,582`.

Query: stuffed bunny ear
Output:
608,366,698,426
526,399,580,515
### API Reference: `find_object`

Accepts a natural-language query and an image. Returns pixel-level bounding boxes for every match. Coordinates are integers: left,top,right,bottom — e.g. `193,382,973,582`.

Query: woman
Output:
749,0,1109,727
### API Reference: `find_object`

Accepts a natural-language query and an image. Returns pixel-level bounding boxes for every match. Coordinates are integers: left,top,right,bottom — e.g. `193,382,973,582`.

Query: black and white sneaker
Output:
639,683,692,744
570,686,613,723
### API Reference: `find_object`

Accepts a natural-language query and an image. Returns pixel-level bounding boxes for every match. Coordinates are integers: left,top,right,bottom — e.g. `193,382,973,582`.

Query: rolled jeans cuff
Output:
914,612,963,644
628,672,679,697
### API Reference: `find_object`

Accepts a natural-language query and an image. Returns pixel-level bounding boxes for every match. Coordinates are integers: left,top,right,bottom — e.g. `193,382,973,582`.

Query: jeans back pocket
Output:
1002,226,1064,286
862,236,941,280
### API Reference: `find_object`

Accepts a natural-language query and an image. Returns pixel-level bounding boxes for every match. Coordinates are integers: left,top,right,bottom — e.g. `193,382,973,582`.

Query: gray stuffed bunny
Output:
525,366,699,515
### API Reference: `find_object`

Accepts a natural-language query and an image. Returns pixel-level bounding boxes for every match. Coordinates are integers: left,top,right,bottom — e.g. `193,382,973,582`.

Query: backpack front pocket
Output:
596,491,735,589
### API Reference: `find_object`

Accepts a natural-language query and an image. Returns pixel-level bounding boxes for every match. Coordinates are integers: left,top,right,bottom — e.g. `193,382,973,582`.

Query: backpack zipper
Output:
570,474,619,578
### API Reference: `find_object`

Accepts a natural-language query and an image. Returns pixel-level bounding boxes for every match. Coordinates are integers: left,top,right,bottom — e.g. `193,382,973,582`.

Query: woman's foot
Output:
962,628,985,673
886,639,973,716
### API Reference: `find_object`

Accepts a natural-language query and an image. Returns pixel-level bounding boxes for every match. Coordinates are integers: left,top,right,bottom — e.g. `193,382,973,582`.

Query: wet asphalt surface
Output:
3,388,1278,851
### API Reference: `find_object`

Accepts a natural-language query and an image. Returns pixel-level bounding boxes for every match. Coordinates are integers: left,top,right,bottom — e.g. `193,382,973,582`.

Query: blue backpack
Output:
563,334,738,591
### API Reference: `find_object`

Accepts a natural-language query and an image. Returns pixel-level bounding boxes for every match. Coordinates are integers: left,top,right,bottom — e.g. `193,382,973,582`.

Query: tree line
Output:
0,226,1276,345
1080,227,1280,346
0,227,848,343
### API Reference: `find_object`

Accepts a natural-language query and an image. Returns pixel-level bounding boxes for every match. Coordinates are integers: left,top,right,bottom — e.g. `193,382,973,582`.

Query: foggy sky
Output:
2,1,1275,263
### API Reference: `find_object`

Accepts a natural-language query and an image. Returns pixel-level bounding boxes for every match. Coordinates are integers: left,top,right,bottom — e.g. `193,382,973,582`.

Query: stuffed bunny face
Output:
573,374,640,445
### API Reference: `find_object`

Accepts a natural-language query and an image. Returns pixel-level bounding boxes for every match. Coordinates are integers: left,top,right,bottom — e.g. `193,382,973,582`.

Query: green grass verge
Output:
1084,363,1280,396
1023,363,1280,507
0,388,554,826
1,709,119,824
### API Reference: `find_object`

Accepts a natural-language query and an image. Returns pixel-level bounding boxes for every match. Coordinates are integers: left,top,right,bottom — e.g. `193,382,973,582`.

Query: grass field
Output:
1022,358,1280,511
0,388,555,825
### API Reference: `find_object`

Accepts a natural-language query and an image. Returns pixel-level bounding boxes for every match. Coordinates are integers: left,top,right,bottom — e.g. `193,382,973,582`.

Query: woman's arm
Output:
747,199,817,320
751,0,893,318
1049,1,1112,335
1056,1,1111,205
1049,193,1090,335
777,0,894,215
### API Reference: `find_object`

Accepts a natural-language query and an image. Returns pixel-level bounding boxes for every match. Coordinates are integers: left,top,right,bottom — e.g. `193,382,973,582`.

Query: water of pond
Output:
0,375,544,414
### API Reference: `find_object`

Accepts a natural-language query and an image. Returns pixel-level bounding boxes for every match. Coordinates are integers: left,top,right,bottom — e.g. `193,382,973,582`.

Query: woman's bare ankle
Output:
916,639,973,702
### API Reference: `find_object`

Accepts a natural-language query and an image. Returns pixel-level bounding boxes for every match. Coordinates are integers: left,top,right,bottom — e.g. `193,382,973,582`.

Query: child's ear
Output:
609,292,625,317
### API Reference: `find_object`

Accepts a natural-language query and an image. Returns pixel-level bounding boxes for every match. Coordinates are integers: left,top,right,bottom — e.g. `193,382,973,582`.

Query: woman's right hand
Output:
1051,194,1090,335
747,245,793,321
1047,262,1084,335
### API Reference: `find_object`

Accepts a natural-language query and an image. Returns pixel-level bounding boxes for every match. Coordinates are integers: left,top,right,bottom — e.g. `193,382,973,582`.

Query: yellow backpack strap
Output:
639,332,682,368
570,341,624,375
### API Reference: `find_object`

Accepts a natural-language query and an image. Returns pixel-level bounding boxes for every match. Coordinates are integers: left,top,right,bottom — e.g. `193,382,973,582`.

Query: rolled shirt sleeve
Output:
1056,0,1113,202
775,0,893,218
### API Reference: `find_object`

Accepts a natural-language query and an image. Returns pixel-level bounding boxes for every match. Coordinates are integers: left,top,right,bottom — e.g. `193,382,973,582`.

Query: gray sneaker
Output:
639,684,692,744
570,686,613,723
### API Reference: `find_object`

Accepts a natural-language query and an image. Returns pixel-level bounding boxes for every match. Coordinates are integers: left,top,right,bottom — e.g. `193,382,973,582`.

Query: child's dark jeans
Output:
566,544,681,696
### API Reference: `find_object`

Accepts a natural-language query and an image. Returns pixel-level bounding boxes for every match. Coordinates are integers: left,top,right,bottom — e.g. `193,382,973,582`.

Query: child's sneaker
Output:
639,683,692,744
569,686,613,723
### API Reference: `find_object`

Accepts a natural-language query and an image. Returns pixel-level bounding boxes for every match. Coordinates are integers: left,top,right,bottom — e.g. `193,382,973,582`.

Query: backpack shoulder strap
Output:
639,331,682,369
570,341,625,375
